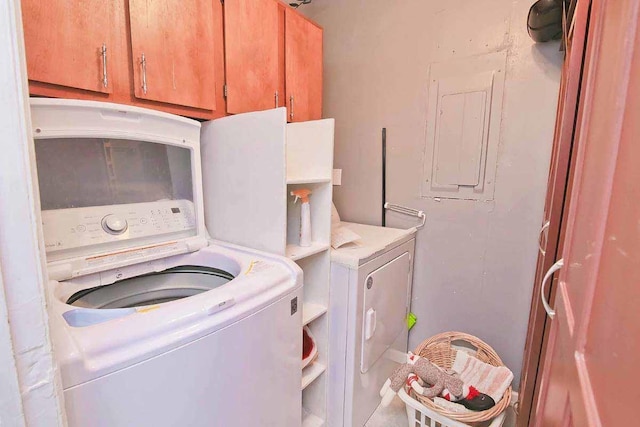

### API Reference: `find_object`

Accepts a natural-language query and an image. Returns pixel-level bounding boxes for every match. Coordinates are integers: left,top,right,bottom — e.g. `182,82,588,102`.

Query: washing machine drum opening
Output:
67,266,235,309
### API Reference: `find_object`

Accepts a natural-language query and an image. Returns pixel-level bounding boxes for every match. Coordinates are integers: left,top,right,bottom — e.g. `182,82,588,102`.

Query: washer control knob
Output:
102,214,128,234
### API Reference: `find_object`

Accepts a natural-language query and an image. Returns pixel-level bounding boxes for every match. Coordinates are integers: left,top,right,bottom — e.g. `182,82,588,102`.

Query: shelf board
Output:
303,303,327,326
287,177,332,185
301,410,325,427
302,361,326,390
286,242,330,261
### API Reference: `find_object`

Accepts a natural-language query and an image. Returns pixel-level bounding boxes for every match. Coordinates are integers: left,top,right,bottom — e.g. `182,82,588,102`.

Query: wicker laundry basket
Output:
410,331,512,425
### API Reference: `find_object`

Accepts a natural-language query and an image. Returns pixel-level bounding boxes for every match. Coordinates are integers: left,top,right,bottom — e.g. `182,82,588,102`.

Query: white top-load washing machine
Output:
31,99,302,427
328,222,416,427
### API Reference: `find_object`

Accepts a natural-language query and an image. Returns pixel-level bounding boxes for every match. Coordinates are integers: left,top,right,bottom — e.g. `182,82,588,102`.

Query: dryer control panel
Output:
42,200,196,257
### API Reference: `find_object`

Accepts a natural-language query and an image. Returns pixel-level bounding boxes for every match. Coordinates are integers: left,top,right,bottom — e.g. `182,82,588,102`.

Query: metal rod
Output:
141,53,147,95
289,95,294,119
384,202,427,229
101,44,108,88
382,127,386,227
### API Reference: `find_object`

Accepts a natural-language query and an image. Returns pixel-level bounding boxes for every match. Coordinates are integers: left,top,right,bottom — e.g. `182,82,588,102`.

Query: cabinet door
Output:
518,1,591,425
285,9,323,122
224,0,279,114
21,0,115,94
128,0,216,111
534,3,640,425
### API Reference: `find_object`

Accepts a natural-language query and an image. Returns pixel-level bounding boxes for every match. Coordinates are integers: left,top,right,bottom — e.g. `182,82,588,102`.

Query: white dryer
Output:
31,99,302,427
328,222,416,427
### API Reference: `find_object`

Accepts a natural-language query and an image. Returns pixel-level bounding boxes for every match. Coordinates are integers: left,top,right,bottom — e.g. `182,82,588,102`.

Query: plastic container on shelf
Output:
302,326,318,368
291,188,312,247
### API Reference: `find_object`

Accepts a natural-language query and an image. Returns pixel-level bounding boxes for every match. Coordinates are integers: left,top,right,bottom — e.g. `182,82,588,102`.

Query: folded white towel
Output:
433,397,472,414
452,350,513,402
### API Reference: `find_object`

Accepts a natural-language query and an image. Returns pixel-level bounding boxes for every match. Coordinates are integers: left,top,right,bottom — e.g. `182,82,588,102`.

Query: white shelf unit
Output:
286,242,330,261
200,108,334,425
303,303,327,326
302,361,327,390
287,177,332,185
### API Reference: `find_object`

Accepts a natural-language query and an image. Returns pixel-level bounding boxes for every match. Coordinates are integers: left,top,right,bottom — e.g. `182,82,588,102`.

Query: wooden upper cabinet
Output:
224,0,279,114
22,0,115,94
128,0,216,111
285,8,323,122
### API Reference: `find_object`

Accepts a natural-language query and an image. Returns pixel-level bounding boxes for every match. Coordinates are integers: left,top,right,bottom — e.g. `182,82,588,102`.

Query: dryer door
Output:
360,251,411,373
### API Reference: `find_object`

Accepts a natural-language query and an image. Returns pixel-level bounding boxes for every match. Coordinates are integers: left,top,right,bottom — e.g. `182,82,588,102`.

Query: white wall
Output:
0,0,66,425
303,0,561,388
0,270,24,426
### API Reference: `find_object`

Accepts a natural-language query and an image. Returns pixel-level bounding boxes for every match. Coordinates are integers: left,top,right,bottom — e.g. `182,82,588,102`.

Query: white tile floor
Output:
365,397,516,427
365,395,408,427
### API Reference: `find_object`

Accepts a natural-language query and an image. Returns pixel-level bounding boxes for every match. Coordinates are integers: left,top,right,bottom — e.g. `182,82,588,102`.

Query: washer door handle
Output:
541,259,564,319
365,308,377,340
207,298,235,316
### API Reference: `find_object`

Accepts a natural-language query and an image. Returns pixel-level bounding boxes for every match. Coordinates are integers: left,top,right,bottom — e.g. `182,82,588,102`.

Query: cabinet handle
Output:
275,91,279,108
101,44,108,88
141,53,148,95
289,95,294,119
541,259,564,319
539,220,550,255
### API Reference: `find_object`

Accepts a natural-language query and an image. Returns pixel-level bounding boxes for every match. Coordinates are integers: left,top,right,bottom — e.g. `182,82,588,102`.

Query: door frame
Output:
0,0,65,424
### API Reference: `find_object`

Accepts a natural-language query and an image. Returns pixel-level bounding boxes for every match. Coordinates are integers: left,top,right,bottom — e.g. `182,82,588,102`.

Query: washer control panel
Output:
41,200,196,254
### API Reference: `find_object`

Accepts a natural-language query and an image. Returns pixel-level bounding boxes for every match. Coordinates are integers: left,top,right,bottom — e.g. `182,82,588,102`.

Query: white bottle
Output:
291,189,312,247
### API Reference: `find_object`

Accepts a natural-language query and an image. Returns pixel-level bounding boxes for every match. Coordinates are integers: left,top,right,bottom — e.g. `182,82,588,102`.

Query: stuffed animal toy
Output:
379,352,495,411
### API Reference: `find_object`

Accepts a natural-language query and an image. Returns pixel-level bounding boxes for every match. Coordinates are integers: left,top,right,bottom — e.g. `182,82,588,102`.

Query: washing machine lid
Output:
30,99,207,281
331,222,416,268
67,265,235,309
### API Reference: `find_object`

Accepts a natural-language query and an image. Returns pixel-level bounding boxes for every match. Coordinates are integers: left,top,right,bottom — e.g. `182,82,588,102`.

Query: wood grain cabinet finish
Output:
22,0,115,95
22,0,224,119
224,0,279,114
285,8,323,123
21,0,321,121
128,0,216,111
